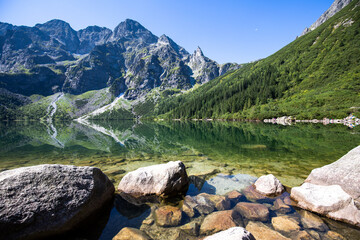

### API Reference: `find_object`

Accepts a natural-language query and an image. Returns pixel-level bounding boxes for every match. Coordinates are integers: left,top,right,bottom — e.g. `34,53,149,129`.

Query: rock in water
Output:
0,164,114,240
204,227,255,240
112,227,151,240
291,146,360,227
305,145,360,199
254,174,285,196
118,161,189,204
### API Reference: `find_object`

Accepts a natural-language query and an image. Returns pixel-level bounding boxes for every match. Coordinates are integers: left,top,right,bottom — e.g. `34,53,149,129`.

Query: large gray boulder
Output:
0,164,114,240
204,227,255,240
118,161,189,204
291,146,360,227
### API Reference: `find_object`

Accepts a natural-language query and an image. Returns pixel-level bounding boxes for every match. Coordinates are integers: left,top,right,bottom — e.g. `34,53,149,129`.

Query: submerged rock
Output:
246,221,290,240
155,205,182,227
200,210,243,235
0,164,114,240
299,210,329,232
271,216,301,233
112,227,151,240
202,173,257,195
204,227,255,240
118,161,189,204
254,174,285,196
195,193,231,211
234,202,269,222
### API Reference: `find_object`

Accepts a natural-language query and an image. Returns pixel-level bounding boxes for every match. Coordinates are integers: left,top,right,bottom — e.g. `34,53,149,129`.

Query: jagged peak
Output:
194,46,204,57
114,19,146,33
111,19,157,43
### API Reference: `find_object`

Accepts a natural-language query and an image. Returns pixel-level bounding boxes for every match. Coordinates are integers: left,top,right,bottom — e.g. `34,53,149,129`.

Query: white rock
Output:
305,145,360,199
204,227,255,240
291,183,352,214
118,161,189,202
254,174,284,196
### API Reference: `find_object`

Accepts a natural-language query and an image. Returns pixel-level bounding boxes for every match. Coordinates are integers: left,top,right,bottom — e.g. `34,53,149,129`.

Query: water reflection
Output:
0,120,359,187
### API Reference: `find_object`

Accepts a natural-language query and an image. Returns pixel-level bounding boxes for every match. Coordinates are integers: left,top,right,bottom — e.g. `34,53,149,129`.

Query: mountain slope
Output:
155,0,360,120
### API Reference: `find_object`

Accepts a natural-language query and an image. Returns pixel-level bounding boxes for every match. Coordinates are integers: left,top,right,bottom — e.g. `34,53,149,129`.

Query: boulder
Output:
291,183,360,227
305,146,360,200
323,231,346,240
195,193,231,211
295,231,314,240
200,210,243,235
185,195,215,215
271,216,301,233
254,174,285,196
182,201,195,218
226,190,244,205
112,227,151,240
243,185,267,201
155,206,182,227
291,146,360,227
0,164,114,240
234,202,269,222
118,161,189,204
246,221,290,240
204,227,255,240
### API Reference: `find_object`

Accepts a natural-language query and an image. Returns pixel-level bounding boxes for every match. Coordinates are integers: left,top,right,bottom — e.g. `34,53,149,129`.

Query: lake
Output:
1,120,359,239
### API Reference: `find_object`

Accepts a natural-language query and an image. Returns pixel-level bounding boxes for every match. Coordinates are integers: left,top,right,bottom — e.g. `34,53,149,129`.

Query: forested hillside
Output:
155,0,360,120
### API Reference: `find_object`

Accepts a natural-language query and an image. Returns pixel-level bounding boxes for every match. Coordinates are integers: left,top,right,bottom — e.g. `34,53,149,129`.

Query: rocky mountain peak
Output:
157,34,189,57
35,19,79,52
300,0,353,36
111,19,158,44
194,46,204,57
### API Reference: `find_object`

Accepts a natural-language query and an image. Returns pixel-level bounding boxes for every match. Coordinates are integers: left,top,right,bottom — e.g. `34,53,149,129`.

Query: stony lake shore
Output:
0,146,359,240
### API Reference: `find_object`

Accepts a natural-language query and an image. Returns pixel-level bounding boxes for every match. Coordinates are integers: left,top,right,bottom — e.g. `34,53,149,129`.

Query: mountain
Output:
0,19,239,100
155,0,360,120
301,0,353,36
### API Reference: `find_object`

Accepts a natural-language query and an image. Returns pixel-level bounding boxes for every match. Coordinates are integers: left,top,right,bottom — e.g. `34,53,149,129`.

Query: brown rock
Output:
243,185,267,201
155,205,182,227
142,218,154,225
273,198,292,213
197,193,231,211
234,202,269,222
283,196,293,205
299,210,328,232
246,221,291,240
200,210,243,235
307,230,321,240
323,231,346,240
182,201,195,218
272,216,300,233
180,222,200,236
295,231,314,240
113,227,151,240
226,190,244,204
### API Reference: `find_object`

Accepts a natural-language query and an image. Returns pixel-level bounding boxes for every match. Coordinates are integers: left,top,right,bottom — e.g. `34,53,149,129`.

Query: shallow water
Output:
1,120,360,239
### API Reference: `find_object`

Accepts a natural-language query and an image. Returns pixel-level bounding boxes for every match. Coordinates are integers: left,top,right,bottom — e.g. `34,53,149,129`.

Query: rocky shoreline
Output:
0,147,359,239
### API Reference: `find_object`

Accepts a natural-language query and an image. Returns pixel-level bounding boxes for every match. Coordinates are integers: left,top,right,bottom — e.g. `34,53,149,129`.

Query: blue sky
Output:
0,0,334,63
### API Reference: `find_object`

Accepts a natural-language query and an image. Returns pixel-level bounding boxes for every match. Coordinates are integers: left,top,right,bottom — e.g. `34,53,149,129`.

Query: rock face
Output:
254,174,285,196
291,146,360,227
301,0,353,36
204,227,256,240
0,164,114,240
118,161,189,203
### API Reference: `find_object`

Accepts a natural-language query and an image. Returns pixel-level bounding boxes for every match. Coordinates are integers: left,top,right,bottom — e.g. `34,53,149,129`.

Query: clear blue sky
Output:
0,0,334,64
